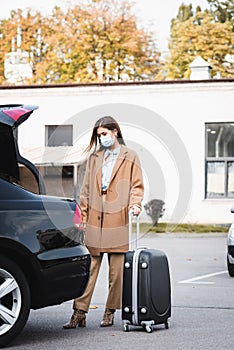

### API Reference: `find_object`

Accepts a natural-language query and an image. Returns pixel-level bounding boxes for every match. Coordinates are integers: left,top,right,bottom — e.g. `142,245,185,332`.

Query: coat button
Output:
98,216,101,220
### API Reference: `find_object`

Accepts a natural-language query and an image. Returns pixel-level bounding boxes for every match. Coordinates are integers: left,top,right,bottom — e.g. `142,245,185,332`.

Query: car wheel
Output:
227,255,234,277
0,256,31,347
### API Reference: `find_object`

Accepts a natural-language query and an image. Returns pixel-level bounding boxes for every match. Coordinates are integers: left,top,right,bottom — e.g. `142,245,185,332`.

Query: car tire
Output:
227,255,234,277
0,256,31,348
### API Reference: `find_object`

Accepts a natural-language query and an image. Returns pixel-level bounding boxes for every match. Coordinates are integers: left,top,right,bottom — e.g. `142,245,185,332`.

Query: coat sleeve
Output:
80,157,91,224
128,152,144,210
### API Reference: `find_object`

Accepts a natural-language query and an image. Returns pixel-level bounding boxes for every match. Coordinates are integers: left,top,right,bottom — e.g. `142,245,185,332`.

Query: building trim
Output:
1,78,234,91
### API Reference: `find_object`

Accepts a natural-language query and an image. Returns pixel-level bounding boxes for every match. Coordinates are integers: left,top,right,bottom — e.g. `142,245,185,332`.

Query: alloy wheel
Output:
0,268,22,335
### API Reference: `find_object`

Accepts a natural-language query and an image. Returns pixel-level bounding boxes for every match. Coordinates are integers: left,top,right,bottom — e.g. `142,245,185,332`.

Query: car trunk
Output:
0,124,19,181
0,104,45,193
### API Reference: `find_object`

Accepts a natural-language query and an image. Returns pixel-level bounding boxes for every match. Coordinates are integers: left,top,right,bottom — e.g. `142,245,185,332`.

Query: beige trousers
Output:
73,252,125,313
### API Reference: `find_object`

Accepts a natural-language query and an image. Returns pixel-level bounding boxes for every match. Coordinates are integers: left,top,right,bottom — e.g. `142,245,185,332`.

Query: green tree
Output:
175,3,193,21
165,4,234,79
207,0,234,29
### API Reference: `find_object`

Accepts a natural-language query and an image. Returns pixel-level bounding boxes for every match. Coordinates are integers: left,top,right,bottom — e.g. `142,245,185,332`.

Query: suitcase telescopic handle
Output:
128,210,140,250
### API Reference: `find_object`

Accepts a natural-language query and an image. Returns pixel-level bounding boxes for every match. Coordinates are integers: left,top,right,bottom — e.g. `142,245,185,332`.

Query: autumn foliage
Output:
165,2,234,79
0,0,161,85
0,0,233,85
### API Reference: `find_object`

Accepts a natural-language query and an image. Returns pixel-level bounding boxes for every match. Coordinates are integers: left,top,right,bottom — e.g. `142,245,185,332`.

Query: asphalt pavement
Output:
8,232,234,350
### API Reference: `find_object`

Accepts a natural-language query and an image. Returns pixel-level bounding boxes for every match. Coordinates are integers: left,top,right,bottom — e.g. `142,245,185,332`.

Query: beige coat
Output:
80,145,144,256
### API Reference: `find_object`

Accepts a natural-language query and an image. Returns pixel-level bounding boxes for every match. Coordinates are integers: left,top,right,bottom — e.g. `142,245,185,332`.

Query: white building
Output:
1,70,234,225
4,51,33,84
4,26,33,84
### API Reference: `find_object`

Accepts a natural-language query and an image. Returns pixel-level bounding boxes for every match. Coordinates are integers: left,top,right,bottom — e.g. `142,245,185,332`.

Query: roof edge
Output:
1,78,234,90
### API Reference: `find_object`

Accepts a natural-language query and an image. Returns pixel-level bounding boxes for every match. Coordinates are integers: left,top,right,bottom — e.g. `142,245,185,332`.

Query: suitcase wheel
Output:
122,321,130,332
145,325,153,333
123,324,130,332
142,323,153,333
165,321,169,329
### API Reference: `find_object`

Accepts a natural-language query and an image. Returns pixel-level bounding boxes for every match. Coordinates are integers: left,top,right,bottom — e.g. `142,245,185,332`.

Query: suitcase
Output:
122,213,171,333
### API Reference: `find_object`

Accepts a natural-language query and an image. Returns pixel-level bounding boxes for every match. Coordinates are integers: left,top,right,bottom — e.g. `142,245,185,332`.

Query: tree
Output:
175,3,193,21
0,9,52,84
0,0,161,85
207,0,234,30
44,0,161,83
144,199,165,226
165,4,234,79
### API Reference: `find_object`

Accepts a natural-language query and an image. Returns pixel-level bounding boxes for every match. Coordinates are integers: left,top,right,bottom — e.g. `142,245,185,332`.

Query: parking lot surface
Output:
9,233,234,350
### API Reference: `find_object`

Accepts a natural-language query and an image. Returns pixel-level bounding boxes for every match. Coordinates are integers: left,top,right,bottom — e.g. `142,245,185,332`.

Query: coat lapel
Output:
95,145,128,194
95,149,105,195
109,145,128,185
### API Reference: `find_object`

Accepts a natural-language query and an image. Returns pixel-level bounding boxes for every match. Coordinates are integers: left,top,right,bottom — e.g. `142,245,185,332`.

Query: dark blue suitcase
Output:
122,214,171,333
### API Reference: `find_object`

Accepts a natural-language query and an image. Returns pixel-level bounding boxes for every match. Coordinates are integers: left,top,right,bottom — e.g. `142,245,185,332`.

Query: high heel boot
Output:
100,308,115,327
63,309,86,329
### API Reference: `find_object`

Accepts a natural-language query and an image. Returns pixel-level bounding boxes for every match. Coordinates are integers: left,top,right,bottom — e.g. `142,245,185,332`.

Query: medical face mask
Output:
100,133,115,148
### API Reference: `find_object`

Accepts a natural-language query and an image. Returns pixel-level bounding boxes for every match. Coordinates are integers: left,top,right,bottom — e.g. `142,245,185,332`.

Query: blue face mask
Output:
100,134,115,148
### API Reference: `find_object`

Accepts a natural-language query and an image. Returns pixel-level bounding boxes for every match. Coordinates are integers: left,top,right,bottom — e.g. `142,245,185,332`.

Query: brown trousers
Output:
73,252,125,313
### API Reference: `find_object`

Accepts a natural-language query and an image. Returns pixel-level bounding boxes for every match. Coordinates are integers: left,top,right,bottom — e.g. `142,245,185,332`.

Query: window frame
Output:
205,122,234,199
45,124,73,147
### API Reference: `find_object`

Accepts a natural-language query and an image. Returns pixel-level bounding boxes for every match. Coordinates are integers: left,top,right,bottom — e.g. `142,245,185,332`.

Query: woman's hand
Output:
130,205,141,216
76,222,86,231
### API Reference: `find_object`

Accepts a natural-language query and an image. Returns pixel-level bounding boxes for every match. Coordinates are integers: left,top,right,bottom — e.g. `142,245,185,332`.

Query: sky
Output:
1,0,209,51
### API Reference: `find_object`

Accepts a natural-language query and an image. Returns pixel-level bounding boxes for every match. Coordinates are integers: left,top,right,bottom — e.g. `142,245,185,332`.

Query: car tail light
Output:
3,107,31,121
73,204,82,228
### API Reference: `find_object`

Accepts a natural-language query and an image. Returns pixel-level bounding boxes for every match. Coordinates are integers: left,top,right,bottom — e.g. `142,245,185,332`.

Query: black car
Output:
0,105,90,347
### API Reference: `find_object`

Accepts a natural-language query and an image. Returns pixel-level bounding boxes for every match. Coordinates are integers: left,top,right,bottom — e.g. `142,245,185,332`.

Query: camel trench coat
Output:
80,145,144,256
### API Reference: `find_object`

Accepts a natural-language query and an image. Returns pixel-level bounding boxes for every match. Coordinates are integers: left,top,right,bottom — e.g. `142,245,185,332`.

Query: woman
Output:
63,116,144,328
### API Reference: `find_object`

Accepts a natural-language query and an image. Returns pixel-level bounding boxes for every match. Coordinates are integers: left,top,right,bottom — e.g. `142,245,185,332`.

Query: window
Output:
45,125,73,146
43,165,73,178
38,165,74,198
205,123,234,198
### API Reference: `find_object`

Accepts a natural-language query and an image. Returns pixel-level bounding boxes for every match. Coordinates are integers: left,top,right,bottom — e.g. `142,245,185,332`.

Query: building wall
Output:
1,80,234,224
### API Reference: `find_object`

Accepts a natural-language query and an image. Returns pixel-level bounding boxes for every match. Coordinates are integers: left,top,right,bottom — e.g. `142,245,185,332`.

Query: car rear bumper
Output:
32,246,91,309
